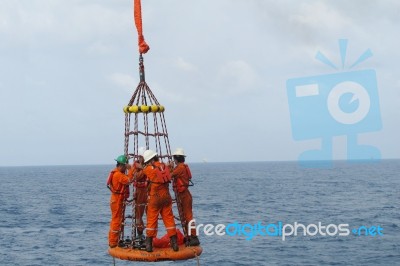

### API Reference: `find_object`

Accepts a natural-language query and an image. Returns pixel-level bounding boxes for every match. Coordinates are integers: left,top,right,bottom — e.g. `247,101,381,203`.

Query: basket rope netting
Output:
119,55,189,248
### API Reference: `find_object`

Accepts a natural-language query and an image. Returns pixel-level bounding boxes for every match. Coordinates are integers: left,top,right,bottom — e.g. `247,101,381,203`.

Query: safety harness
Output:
133,162,147,188
107,170,130,198
174,164,194,192
147,163,171,184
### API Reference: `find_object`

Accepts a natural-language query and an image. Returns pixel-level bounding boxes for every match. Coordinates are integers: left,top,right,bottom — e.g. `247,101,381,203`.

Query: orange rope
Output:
134,0,150,54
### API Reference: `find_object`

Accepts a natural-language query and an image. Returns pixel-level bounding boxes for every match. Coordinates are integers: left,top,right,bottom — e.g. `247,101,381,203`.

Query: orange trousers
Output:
108,195,125,246
177,189,196,236
134,187,147,234
146,191,176,238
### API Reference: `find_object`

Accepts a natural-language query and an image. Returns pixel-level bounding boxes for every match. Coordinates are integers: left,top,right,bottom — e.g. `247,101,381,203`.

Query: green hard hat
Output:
115,155,128,164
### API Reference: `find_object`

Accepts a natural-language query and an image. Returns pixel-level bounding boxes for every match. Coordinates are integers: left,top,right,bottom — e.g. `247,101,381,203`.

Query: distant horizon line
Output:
1,158,399,168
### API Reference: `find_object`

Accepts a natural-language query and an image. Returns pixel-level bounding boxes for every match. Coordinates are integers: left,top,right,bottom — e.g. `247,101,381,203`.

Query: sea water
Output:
0,160,399,266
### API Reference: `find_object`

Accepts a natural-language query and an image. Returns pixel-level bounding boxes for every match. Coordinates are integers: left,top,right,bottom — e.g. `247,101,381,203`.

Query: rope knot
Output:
138,35,150,54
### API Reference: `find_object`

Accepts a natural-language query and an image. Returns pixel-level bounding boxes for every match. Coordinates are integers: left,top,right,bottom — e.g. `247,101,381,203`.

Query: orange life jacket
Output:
175,164,192,193
133,161,147,188
149,163,171,184
134,180,147,188
107,170,130,199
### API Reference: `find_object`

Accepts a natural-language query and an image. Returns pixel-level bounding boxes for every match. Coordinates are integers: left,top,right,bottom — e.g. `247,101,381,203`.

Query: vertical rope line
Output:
133,113,137,159
127,77,142,106
153,114,163,158
131,191,137,244
144,112,149,149
155,113,163,158
135,84,143,154
124,113,130,156
160,112,172,159
147,89,160,105
120,201,126,244
131,112,138,246
195,250,200,266
134,113,139,157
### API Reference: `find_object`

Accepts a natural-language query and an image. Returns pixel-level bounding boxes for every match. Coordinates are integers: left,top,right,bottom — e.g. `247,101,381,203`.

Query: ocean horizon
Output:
2,158,399,168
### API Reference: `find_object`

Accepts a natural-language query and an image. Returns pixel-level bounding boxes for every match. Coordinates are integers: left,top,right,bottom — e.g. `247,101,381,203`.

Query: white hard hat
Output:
143,149,158,163
172,148,186,157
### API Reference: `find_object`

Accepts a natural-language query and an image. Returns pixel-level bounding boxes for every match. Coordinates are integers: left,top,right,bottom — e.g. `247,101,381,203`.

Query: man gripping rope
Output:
107,155,134,248
132,155,147,239
142,149,178,252
170,148,200,246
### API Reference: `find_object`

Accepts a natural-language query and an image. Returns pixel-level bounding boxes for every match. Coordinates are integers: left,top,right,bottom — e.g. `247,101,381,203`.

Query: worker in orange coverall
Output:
170,148,200,246
142,149,178,252
107,155,134,248
132,155,147,239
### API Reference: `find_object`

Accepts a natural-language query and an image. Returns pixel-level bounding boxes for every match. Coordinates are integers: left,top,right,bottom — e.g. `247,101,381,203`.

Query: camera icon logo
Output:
327,80,370,125
286,40,382,167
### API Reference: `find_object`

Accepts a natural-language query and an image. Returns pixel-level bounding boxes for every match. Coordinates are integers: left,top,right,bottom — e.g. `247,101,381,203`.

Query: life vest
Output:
134,180,147,188
174,164,192,193
133,161,147,188
107,170,130,199
148,163,171,184
153,229,185,248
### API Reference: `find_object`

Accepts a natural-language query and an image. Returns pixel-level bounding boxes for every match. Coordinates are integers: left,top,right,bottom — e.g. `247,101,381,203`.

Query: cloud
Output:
289,2,351,31
86,41,115,55
0,0,131,45
174,57,197,72
108,73,137,93
217,60,258,94
145,81,193,105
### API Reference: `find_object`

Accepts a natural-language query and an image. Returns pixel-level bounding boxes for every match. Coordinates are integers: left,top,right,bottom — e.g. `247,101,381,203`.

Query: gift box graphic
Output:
286,40,382,166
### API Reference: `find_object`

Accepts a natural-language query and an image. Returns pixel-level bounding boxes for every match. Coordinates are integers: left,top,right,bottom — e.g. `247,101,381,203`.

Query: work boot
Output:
145,237,153,252
137,230,144,241
125,237,132,245
189,236,200,246
170,235,179,252
184,236,190,246
118,239,125,247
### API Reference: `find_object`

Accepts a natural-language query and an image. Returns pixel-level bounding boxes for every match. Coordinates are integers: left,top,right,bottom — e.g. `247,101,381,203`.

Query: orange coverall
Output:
144,161,176,238
108,167,133,247
133,162,147,235
171,163,196,236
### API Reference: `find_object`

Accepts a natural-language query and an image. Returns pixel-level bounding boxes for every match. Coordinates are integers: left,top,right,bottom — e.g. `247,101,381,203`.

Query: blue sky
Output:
0,0,399,166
